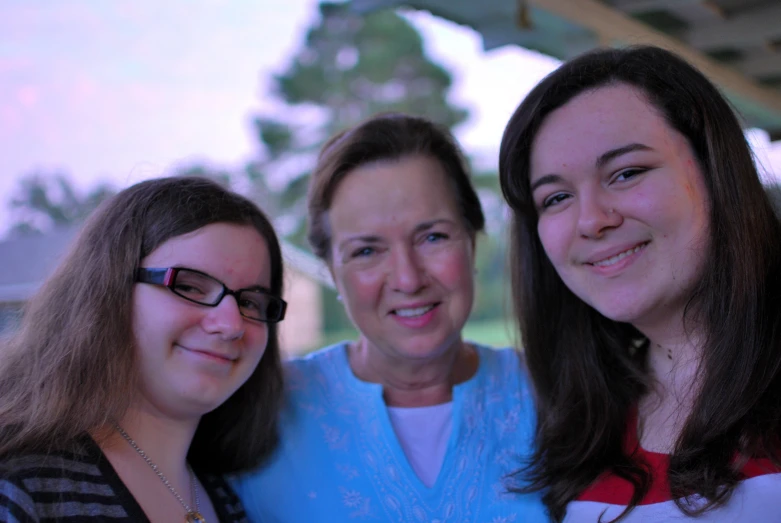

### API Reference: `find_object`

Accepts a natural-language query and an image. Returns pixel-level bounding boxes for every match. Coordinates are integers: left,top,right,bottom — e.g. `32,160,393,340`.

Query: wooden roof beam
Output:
527,0,781,115
738,50,781,78
609,0,707,15
684,3,781,49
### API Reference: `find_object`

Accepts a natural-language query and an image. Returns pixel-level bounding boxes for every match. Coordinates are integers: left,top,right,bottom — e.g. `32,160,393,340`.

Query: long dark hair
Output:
0,176,284,474
499,45,781,521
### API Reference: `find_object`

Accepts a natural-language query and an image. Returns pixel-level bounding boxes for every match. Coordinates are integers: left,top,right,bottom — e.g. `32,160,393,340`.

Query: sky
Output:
2,0,781,234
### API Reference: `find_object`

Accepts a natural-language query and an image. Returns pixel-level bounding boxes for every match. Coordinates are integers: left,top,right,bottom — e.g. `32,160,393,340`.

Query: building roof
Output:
0,227,81,302
353,0,781,140
0,226,332,303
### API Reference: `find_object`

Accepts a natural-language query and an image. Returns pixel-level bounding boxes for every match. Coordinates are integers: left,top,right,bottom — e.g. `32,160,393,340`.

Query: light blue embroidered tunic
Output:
232,342,549,523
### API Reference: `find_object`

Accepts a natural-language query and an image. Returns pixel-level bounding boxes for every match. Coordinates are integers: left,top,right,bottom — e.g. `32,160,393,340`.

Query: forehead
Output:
143,222,272,286
328,155,461,231
530,84,677,172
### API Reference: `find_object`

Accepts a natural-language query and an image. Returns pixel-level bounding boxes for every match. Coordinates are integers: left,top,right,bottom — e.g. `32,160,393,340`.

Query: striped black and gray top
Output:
0,436,248,522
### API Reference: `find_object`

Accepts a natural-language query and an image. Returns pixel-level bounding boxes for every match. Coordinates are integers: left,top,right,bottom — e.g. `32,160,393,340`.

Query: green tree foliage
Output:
244,2,519,338
765,183,781,218
7,172,115,236
245,1,477,336
4,2,514,345
248,1,469,241
274,2,467,129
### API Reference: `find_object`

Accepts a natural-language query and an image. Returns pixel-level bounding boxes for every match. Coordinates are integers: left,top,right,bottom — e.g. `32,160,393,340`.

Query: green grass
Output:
463,318,518,348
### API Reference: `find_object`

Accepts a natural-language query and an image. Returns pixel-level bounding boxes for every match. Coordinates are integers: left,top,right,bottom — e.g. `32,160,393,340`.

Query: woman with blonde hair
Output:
0,176,287,522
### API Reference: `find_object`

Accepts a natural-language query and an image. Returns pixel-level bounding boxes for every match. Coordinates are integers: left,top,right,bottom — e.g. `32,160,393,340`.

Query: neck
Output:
348,337,477,407
639,314,703,399
635,314,705,452
101,405,200,475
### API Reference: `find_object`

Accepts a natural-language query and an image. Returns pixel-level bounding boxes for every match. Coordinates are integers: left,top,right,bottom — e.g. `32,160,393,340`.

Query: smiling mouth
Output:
590,242,649,267
393,304,437,318
178,345,236,362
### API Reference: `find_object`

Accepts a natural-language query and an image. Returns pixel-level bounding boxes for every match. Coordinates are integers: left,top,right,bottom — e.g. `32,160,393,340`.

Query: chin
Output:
403,335,460,359
182,396,230,418
181,384,237,412
586,298,646,325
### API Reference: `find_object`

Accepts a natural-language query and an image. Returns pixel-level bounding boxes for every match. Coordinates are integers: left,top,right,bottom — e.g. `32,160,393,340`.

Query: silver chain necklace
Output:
114,423,207,523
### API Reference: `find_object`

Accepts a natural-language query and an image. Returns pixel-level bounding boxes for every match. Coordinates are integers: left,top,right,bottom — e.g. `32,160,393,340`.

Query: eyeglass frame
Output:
135,267,287,323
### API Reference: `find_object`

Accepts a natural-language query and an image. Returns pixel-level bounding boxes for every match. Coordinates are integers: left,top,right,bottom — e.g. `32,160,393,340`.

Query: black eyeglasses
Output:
135,267,287,323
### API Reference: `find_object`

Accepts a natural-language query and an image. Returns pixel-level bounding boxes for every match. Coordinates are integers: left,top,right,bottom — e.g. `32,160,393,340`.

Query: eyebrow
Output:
336,220,454,250
595,143,652,169
175,266,273,294
530,174,563,193
243,284,274,294
337,235,381,251
530,143,653,192
413,219,453,233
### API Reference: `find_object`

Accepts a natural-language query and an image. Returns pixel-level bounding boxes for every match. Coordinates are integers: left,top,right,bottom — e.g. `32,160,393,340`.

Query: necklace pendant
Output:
185,511,206,523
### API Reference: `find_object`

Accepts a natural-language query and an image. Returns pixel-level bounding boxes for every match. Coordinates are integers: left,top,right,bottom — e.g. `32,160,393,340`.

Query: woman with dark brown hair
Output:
232,113,548,522
500,45,781,521
0,176,287,522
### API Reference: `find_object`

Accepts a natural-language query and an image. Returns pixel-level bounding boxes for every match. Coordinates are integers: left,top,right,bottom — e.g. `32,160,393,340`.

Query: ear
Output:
326,261,340,294
469,231,478,264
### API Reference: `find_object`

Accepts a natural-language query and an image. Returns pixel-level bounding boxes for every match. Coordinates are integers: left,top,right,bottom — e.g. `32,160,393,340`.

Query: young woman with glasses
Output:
0,176,287,522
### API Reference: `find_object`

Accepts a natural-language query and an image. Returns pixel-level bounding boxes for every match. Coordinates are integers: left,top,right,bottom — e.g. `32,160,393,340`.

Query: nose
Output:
389,246,426,294
576,191,622,239
203,294,245,340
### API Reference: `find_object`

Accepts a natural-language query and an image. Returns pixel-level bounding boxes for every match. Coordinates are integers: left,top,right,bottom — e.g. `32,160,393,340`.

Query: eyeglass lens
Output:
172,269,283,322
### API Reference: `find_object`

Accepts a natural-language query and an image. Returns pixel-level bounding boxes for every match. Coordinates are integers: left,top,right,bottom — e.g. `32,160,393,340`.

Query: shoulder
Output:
0,446,106,519
0,439,144,521
0,456,40,520
472,343,532,386
283,342,349,390
0,444,103,482
567,472,781,522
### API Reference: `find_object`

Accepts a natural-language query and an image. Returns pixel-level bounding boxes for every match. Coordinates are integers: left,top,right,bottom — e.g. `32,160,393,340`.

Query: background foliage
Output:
5,1,514,347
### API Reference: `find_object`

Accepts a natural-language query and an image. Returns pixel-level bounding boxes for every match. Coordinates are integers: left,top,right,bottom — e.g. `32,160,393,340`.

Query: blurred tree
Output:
169,164,233,188
7,172,115,236
247,1,473,336
247,1,469,242
766,183,781,218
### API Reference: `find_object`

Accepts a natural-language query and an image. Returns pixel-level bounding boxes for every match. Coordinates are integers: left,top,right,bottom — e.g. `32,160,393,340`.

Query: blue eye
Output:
351,246,375,258
425,232,447,242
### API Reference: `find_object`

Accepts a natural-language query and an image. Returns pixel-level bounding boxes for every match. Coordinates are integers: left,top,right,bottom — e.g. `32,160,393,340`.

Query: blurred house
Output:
0,226,330,356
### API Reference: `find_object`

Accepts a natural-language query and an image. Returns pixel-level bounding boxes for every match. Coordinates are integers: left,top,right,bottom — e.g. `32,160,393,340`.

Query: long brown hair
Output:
499,46,781,521
0,176,284,474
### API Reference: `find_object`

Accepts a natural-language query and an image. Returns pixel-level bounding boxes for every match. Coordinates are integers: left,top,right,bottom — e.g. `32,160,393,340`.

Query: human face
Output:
529,84,710,333
328,155,476,363
132,222,272,420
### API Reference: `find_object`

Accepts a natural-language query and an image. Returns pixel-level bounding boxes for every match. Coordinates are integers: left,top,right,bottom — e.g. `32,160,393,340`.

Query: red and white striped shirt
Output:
565,414,781,522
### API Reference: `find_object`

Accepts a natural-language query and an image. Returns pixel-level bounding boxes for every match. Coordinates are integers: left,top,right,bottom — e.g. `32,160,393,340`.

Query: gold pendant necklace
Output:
114,423,207,523
186,513,207,523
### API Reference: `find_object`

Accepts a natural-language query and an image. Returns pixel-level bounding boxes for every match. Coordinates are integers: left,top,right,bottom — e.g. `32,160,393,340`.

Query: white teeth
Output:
593,244,645,267
395,305,435,317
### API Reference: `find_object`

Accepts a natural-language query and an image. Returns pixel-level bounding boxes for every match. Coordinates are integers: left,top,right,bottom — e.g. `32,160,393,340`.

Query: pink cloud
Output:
16,86,39,107
0,57,33,74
